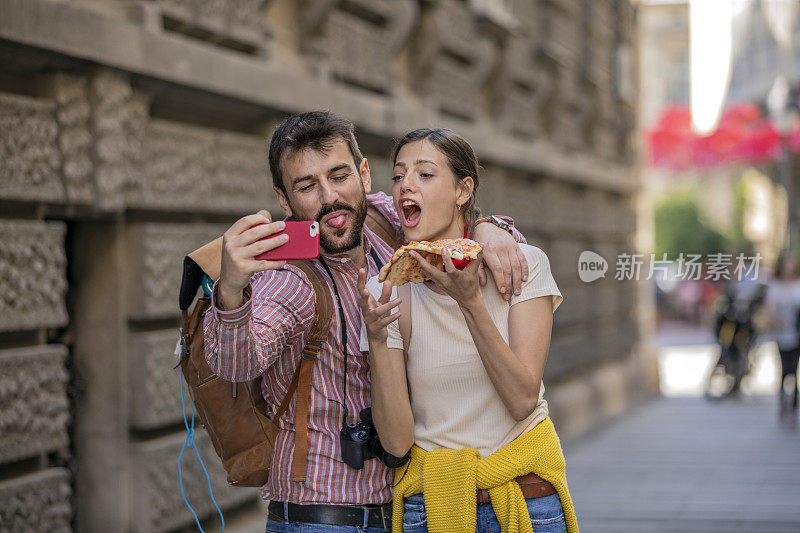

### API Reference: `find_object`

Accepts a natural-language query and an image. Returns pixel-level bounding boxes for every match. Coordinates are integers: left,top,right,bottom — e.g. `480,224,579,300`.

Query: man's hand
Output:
357,268,402,344
218,211,287,310
473,222,528,301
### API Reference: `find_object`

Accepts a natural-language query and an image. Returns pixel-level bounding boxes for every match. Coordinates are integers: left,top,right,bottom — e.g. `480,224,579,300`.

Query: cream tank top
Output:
361,244,563,458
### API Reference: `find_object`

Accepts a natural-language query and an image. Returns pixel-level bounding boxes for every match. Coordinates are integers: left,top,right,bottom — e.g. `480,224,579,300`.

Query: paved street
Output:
226,327,800,533
563,393,800,533
230,394,800,533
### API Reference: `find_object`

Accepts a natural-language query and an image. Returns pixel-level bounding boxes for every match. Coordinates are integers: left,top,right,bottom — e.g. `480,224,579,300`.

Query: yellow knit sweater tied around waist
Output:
392,416,579,533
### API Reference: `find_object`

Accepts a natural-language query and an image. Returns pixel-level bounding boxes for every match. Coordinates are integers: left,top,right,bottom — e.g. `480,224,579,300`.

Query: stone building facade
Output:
0,0,648,530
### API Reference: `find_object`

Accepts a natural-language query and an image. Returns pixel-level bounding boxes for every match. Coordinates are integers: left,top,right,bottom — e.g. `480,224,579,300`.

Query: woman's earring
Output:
457,203,462,211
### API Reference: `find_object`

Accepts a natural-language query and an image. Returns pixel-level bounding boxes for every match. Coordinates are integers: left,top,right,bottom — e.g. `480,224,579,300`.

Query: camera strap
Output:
318,257,350,428
318,247,385,427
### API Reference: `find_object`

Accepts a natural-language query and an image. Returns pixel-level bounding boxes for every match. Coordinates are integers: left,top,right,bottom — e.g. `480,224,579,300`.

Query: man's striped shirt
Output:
203,192,399,505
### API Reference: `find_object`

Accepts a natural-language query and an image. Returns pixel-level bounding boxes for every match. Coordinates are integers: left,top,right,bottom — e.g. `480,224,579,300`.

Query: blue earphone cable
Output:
178,369,225,532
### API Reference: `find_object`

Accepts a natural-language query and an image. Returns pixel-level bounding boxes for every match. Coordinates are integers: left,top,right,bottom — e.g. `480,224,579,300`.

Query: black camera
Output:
340,407,411,470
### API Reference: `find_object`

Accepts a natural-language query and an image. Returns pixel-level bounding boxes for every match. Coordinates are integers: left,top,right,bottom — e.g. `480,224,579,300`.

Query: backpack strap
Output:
280,260,334,482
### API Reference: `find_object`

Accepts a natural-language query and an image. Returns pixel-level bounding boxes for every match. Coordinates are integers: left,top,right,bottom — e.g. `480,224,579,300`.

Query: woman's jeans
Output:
401,492,567,533
266,518,385,533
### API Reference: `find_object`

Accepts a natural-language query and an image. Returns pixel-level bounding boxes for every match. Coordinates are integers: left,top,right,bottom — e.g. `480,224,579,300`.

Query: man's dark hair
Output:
269,111,364,194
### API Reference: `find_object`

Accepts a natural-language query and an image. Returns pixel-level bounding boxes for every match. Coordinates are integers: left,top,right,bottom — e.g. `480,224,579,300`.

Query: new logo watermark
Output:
578,251,763,282
578,251,609,282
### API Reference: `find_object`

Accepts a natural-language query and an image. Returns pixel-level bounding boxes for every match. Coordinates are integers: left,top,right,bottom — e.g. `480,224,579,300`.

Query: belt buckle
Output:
380,503,392,532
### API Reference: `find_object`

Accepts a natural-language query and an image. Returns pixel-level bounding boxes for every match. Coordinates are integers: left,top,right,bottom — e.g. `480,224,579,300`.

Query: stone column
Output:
71,216,131,531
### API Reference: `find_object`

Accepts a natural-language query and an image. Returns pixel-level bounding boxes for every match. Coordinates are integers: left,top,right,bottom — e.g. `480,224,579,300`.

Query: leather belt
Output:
268,500,392,531
476,472,557,503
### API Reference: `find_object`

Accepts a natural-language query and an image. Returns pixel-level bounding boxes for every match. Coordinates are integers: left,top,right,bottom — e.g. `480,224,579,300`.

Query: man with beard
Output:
204,111,529,532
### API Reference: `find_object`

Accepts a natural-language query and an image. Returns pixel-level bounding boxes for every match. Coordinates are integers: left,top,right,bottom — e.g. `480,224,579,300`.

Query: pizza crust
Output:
378,238,482,285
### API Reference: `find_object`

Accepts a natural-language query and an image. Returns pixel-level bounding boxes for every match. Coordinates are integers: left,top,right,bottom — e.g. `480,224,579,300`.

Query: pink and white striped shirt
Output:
203,192,524,505
203,193,399,505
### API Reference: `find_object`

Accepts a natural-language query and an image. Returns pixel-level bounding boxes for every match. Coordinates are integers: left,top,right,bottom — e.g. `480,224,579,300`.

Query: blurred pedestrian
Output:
764,252,800,423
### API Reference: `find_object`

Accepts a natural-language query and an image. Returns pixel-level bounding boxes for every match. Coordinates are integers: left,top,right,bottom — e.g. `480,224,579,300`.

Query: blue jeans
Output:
265,520,385,533
265,502,387,533
401,492,567,533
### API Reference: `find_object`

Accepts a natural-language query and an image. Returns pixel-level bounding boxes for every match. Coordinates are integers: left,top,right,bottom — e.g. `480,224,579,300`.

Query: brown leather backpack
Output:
177,207,400,487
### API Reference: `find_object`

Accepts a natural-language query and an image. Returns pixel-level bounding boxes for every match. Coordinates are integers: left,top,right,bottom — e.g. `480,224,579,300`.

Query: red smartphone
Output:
255,221,320,261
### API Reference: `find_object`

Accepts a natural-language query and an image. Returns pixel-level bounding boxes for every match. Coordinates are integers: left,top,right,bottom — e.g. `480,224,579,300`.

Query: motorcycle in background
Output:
705,279,768,400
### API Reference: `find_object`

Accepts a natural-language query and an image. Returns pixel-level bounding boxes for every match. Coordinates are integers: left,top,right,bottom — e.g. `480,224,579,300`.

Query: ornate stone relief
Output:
0,346,69,463
0,93,61,203
126,223,229,319
0,221,68,332
0,469,71,532
412,0,497,120
299,0,418,94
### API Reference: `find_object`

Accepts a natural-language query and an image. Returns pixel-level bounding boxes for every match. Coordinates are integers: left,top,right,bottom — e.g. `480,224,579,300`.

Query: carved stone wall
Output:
131,432,256,533
0,220,68,332
46,73,95,205
0,469,72,532
0,93,61,203
413,0,497,120
132,120,273,213
493,35,548,139
0,0,642,530
90,70,150,211
129,329,187,429
215,130,276,211
478,167,546,236
0,346,69,464
301,0,418,94
3,73,275,215
147,0,273,54
127,223,229,319
543,0,586,151
540,181,596,236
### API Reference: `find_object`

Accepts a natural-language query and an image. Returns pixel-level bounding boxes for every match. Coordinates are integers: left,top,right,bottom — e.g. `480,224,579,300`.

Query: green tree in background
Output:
654,186,728,260
730,177,751,254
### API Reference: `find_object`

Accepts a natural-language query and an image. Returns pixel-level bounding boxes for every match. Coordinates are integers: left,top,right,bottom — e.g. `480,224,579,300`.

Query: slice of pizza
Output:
378,238,482,285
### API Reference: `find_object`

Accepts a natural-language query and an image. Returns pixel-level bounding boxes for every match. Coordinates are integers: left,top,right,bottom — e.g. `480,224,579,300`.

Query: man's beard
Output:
314,196,368,255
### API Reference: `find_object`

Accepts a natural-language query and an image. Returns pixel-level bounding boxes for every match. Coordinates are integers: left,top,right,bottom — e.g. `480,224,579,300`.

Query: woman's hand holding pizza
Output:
409,249,483,310
358,268,402,344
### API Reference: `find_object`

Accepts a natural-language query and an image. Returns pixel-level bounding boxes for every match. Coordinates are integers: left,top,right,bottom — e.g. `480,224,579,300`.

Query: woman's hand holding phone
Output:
217,212,288,310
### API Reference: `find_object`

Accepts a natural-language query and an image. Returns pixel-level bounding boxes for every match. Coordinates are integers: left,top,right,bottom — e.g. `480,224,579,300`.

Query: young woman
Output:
358,128,578,533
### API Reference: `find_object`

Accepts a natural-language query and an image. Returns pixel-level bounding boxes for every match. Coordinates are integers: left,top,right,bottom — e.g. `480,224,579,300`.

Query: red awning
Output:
646,102,790,170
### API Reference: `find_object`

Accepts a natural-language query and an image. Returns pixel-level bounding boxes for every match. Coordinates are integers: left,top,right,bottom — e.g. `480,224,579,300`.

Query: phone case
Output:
255,221,320,261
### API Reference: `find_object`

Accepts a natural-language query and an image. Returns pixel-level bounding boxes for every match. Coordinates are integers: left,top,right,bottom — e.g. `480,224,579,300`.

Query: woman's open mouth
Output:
401,199,422,228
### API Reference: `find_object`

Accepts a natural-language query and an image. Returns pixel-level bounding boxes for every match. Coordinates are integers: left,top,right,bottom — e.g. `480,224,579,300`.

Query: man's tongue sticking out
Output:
326,212,347,229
